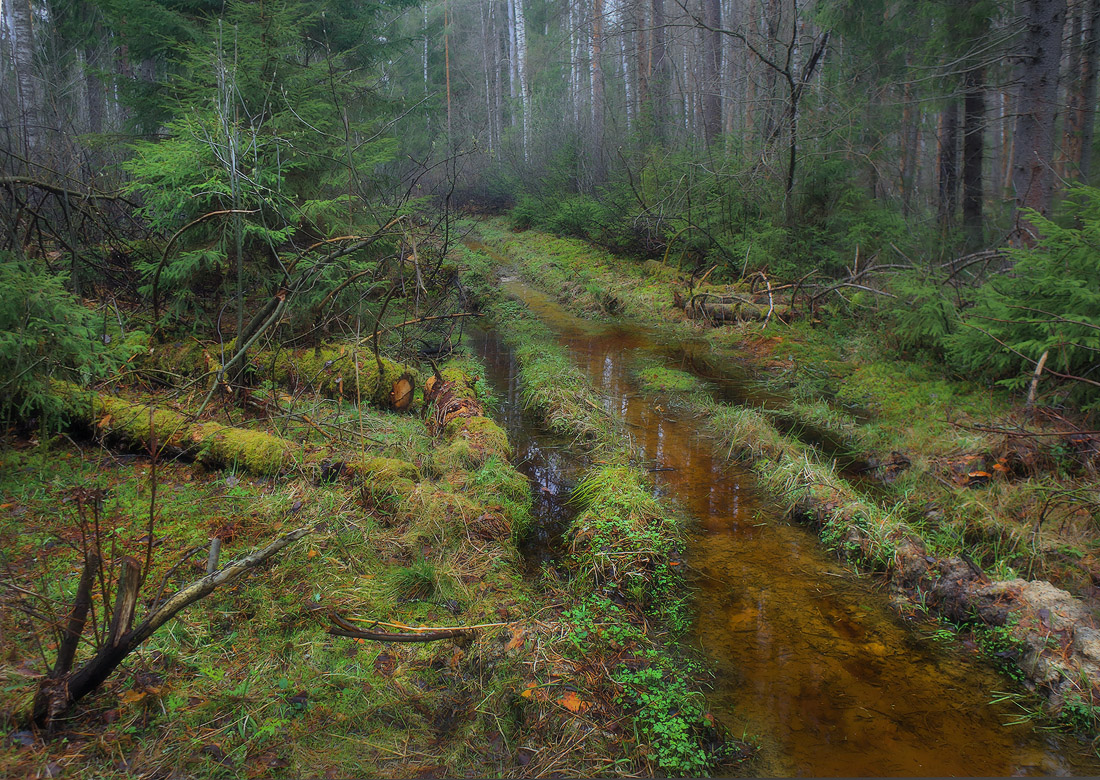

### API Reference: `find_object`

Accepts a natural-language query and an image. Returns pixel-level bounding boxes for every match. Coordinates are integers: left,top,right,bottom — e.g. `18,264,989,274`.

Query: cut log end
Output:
391,376,415,411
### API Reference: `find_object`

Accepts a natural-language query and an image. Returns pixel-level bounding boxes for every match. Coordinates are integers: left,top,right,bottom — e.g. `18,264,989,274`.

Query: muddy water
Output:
468,269,1100,776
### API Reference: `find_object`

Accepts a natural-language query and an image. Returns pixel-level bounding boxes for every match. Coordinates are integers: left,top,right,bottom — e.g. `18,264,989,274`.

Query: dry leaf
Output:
307,549,319,558
119,690,147,705
557,691,590,713
505,627,525,652
98,414,112,428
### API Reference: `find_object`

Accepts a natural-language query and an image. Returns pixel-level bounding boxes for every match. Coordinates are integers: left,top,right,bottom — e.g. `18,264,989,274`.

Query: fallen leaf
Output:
119,689,147,705
557,690,590,713
519,682,538,699
307,549,319,558
98,414,112,428
505,627,525,652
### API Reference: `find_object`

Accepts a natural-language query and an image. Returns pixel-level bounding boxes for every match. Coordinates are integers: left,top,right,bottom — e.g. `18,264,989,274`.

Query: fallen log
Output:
53,381,298,476
138,341,418,411
424,365,510,466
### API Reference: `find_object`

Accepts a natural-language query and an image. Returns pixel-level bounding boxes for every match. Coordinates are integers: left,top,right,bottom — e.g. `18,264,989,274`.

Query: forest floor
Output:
460,216,1100,734
1,292,748,775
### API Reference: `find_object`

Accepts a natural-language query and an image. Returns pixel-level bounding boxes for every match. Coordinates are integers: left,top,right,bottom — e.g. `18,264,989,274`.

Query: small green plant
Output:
614,664,717,776
974,621,1027,684
387,558,441,602
1057,693,1100,733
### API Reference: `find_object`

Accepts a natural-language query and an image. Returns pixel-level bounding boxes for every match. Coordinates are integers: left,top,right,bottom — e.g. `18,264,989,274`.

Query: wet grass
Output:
1,348,651,778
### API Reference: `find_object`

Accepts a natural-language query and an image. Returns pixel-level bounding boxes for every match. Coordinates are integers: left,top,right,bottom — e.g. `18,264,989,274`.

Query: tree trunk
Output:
513,0,530,160
8,0,39,157
938,97,960,228
900,72,919,216
962,67,985,247
1078,0,1100,181
1061,2,1084,179
702,0,722,145
1012,0,1067,240
650,0,668,141
591,0,606,180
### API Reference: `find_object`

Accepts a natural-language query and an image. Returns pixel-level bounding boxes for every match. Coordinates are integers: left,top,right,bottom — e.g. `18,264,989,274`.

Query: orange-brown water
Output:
468,260,1100,775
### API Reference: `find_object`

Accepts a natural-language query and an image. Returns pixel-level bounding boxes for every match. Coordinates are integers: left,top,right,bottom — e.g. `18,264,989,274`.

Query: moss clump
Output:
632,362,710,397
441,415,510,467
568,466,680,599
467,455,533,540
354,455,420,499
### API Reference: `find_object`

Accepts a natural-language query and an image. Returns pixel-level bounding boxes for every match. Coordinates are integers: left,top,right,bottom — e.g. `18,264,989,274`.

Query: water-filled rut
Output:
468,268,1100,775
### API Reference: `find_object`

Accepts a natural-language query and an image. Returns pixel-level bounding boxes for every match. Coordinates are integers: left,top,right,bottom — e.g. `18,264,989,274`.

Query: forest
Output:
2,0,1100,776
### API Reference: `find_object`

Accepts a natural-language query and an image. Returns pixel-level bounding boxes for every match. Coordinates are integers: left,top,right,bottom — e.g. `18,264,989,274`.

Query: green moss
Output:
354,455,420,500
267,344,417,406
632,361,710,397
441,415,510,464
468,455,533,539
357,455,421,483
567,466,683,606
51,381,296,476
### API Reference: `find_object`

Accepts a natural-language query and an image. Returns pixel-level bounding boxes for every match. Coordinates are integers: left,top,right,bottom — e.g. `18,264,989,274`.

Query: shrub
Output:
946,186,1100,408
0,259,115,426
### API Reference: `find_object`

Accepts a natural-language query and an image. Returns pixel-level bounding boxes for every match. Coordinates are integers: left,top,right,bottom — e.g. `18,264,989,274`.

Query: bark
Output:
635,0,649,116
1061,3,1084,179
425,366,510,465
962,67,985,247
513,0,530,159
938,98,960,228
1078,0,1100,180
1012,0,1067,239
8,0,39,156
649,0,668,140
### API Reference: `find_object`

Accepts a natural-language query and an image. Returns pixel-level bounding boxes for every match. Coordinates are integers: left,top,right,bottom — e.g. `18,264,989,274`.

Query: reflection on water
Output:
467,258,1100,776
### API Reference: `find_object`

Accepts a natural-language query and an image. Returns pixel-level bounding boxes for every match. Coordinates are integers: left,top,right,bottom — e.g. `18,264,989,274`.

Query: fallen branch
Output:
327,612,471,643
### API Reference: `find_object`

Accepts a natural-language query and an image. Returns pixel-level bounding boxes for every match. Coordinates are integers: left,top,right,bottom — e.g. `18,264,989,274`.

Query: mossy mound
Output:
567,466,679,598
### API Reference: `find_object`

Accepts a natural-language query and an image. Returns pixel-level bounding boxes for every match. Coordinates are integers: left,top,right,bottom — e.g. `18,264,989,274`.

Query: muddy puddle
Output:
465,262,1100,776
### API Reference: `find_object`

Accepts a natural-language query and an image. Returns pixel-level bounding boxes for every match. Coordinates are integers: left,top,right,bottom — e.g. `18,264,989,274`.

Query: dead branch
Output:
327,612,471,643
31,523,314,727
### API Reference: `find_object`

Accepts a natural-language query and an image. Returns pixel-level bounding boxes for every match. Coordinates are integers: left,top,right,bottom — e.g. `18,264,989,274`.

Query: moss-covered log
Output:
260,344,417,409
425,365,510,467
137,341,418,410
53,381,298,475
